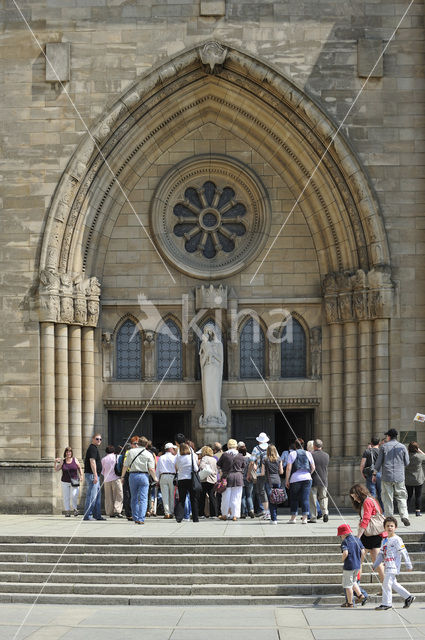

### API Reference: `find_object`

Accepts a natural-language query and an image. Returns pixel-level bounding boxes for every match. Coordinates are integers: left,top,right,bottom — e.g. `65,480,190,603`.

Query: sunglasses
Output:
95,437,102,441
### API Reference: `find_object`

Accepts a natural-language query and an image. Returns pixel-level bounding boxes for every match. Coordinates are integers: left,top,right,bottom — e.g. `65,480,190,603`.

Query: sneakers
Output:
356,594,368,606
416,510,421,517
307,518,317,523
73,509,79,517
260,512,271,520
183,518,190,522
65,512,71,518
270,520,278,525
404,595,415,608
375,605,391,610
323,514,329,523
401,517,411,526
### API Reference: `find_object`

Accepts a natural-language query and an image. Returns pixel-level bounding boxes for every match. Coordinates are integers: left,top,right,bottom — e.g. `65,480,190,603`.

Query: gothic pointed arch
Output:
38,40,391,302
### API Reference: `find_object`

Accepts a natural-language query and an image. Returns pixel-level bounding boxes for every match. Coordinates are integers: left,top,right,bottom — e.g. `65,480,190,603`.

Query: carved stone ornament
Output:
150,155,271,280
195,284,228,311
37,270,101,326
199,41,228,74
310,326,322,379
322,267,393,324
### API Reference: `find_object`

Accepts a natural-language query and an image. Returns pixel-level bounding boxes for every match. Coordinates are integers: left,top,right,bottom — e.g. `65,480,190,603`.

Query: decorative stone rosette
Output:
37,269,101,326
322,266,394,324
150,155,271,280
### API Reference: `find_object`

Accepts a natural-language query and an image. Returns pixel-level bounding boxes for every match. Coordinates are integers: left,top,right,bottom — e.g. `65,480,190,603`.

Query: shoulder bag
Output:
199,460,214,482
265,460,287,505
191,453,202,493
362,498,385,536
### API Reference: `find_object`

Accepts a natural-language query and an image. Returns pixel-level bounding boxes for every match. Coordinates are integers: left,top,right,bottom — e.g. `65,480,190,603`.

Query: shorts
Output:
360,533,382,550
342,569,358,589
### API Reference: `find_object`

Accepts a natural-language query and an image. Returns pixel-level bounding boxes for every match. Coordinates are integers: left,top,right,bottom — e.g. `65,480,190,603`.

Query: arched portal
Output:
36,42,394,464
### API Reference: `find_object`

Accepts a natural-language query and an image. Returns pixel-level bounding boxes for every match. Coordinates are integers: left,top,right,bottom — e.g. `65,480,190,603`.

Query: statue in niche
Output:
311,327,322,379
199,326,226,428
87,300,99,326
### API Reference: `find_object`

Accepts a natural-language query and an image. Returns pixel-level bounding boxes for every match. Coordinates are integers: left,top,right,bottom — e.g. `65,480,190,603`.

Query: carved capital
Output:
37,270,101,326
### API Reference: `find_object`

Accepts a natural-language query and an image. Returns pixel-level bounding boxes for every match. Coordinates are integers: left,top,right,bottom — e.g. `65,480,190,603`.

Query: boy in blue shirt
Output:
338,523,366,607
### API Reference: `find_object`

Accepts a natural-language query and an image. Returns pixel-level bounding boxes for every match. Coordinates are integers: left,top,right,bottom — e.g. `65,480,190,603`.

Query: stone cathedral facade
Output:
0,1,424,512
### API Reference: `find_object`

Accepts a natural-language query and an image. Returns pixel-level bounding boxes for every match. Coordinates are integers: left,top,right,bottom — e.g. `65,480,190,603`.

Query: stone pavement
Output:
0,513,424,639
1,511,424,538
2,603,425,640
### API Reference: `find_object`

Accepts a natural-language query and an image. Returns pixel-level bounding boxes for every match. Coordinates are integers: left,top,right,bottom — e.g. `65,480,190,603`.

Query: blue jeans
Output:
129,472,149,522
289,479,312,516
184,493,191,519
241,483,254,515
84,473,101,520
366,472,384,511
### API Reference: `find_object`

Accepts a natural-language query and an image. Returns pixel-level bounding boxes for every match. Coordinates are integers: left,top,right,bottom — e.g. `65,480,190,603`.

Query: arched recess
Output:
35,42,395,462
38,41,390,286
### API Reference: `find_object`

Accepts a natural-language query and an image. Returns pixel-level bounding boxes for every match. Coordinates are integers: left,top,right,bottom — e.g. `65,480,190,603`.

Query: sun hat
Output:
227,439,238,449
256,432,269,443
164,443,175,450
337,524,352,536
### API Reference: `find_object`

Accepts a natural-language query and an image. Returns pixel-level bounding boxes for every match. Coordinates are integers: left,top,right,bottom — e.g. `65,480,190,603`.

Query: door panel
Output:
108,411,152,448
232,411,275,453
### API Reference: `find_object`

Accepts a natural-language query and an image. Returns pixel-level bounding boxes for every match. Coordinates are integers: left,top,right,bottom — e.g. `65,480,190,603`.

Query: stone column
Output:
374,318,390,432
55,323,69,454
343,322,358,456
358,320,373,454
40,322,55,459
320,324,331,445
329,323,343,456
82,326,95,456
68,325,82,459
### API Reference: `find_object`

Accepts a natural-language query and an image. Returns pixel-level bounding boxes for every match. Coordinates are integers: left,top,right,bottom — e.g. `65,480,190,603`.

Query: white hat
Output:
196,448,202,454
256,432,269,443
164,443,176,450
237,441,245,448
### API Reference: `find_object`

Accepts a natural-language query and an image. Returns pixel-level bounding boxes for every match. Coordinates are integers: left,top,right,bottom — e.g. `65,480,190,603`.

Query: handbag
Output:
248,467,257,483
214,478,227,494
362,498,385,536
269,487,287,504
70,476,80,487
191,453,202,493
199,462,213,482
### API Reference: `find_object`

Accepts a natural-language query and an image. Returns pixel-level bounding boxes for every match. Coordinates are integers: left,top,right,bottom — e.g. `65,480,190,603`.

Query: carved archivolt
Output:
39,41,390,287
322,266,394,324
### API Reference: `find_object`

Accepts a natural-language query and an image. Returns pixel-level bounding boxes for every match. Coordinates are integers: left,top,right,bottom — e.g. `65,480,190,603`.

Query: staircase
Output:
0,534,424,605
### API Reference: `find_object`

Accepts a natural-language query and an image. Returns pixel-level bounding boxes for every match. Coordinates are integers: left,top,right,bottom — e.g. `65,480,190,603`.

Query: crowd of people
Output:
53,427,424,528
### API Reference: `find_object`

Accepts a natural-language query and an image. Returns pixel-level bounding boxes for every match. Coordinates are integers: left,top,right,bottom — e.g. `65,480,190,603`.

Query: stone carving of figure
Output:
39,268,60,322
199,326,226,428
88,276,101,298
144,330,156,381
102,332,113,380
74,297,87,325
87,300,99,326
311,327,322,379
351,269,368,320
368,266,393,318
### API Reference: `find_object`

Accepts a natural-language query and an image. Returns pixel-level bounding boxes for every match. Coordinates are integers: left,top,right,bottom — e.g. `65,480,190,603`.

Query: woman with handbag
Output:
54,447,83,517
350,483,385,582
261,444,284,525
175,442,200,523
217,439,246,521
198,446,218,518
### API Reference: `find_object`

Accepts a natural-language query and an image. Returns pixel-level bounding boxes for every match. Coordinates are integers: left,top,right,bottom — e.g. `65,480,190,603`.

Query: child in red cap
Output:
337,523,366,607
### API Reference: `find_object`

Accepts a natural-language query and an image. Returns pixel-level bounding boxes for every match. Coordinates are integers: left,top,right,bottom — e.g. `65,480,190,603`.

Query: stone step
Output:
0,551,422,565
1,592,424,607
1,534,423,545
0,559,425,580
0,542,423,554
1,581,424,597
0,571,421,585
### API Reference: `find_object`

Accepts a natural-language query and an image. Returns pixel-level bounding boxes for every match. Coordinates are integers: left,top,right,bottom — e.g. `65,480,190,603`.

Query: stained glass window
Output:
281,318,306,378
157,319,182,380
240,317,265,379
116,319,141,379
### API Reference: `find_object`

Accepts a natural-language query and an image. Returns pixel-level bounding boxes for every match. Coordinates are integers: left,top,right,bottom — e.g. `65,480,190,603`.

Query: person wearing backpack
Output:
360,437,383,510
101,445,124,518
285,438,315,524
248,432,271,520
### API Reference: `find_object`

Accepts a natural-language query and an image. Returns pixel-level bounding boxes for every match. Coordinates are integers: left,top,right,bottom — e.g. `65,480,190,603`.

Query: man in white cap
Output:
248,432,270,520
156,443,177,518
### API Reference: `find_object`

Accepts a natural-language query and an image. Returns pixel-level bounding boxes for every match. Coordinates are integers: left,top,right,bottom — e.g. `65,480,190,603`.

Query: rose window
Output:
150,155,271,279
173,181,247,259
